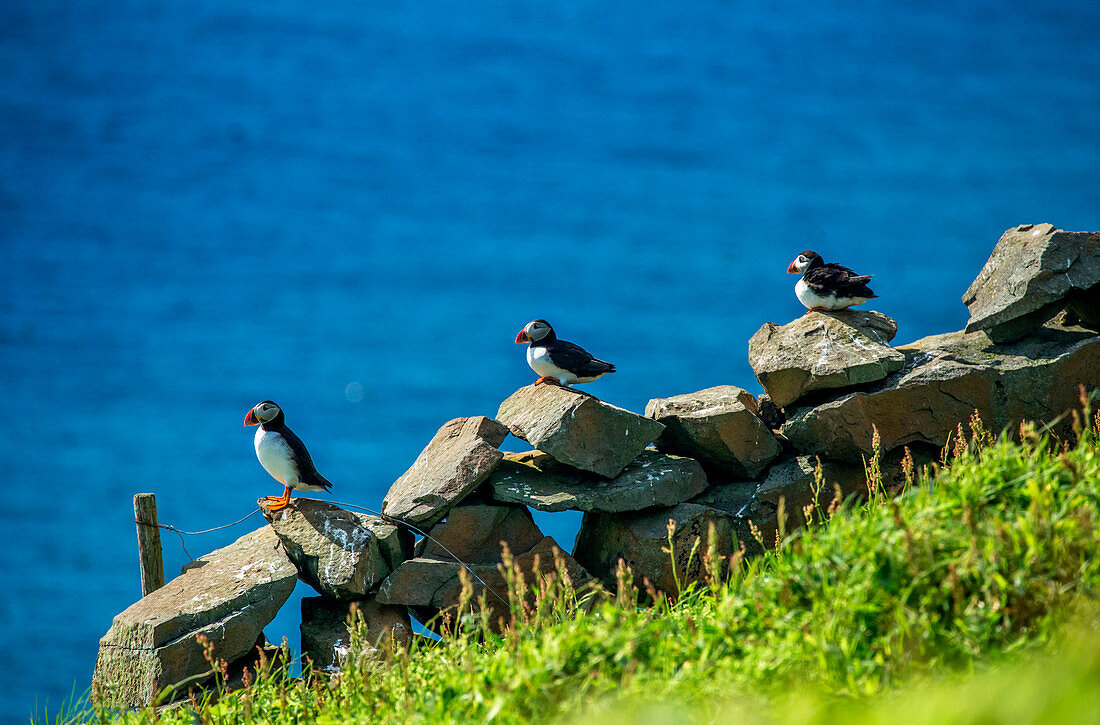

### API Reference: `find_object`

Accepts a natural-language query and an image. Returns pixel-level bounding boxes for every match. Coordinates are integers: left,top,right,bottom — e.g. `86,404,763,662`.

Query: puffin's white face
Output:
788,254,812,274
523,320,552,342
245,401,282,426
254,401,281,423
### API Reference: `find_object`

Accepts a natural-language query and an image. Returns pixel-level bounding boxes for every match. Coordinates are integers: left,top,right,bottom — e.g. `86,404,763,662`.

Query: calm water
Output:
2,0,1099,717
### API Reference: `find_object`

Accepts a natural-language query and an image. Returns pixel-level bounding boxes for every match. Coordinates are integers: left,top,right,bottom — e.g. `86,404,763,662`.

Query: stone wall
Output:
93,223,1100,707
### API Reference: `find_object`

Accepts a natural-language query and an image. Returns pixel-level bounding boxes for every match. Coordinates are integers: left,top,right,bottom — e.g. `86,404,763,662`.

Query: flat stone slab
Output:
572,503,740,596
748,310,905,409
377,503,590,630
260,499,411,600
301,596,410,672
963,223,1100,343
497,384,665,478
782,323,1100,461
382,416,509,528
413,503,545,563
690,480,757,518
645,386,782,478
485,449,708,513
92,526,297,708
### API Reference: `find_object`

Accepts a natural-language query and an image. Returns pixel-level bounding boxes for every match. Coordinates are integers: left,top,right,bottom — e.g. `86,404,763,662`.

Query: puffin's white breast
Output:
527,345,580,385
254,428,300,488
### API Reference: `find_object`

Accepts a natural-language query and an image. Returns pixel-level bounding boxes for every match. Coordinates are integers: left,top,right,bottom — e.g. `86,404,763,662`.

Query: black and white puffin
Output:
244,400,332,511
787,250,878,311
514,319,616,386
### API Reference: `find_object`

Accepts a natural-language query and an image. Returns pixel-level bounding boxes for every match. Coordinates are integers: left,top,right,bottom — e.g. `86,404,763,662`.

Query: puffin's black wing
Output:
280,426,333,491
804,263,877,299
547,339,616,376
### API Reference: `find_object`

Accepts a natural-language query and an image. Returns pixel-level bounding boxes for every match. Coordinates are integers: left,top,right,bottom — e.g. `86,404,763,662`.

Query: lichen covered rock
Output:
497,384,664,478
300,596,410,672
260,499,411,600
748,310,905,408
782,323,1100,461
92,527,297,708
572,503,740,596
644,385,781,478
382,416,509,528
963,223,1100,342
485,449,707,513
377,504,591,630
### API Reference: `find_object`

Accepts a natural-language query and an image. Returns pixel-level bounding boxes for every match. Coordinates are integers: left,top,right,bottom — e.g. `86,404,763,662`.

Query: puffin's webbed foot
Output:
262,486,292,511
534,376,562,386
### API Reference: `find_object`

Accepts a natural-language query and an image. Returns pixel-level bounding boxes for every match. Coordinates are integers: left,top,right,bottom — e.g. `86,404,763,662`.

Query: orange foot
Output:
534,376,562,386
262,486,292,511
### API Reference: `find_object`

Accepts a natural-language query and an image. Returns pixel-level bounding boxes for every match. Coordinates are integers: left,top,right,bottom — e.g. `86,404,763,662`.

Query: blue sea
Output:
2,0,1099,718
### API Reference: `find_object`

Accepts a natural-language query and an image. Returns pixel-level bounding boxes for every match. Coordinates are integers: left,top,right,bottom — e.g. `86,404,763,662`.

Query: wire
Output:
136,499,510,606
327,499,510,606
136,509,262,562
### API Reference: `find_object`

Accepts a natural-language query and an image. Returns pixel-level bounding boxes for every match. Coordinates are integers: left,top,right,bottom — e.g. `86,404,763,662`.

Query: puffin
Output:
244,400,331,511
787,250,877,311
515,319,616,386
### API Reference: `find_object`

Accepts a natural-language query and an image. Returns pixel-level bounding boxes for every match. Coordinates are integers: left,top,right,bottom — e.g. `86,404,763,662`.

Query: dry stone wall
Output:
93,223,1100,705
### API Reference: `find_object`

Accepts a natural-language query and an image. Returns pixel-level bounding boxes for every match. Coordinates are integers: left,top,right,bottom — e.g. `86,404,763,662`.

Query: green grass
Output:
64,400,1100,724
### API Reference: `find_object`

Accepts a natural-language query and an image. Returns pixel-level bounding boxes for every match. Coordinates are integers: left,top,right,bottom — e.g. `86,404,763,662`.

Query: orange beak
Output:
244,409,259,426
787,260,799,273
515,330,530,344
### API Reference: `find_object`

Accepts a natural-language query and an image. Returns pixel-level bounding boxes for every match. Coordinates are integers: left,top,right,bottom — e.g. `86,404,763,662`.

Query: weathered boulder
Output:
753,455,867,513
572,503,740,596
377,504,591,630
260,499,411,600
644,386,781,478
782,323,1100,462
382,416,509,528
497,384,664,478
414,503,545,561
689,480,756,518
485,449,708,513
963,223,1100,343
301,597,410,672
748,310,905,409
92,527,297,708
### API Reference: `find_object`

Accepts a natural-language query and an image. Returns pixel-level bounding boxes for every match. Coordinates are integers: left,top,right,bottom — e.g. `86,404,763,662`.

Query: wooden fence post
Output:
134,493,165,596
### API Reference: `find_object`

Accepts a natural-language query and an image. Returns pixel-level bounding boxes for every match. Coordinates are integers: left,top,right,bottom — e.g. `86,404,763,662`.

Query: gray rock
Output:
377,504,591,631
301,597,410,672
414,503,545,562
382,416,509,528
782,322,1100,462
748,310,906,408
497,384,665,478
260,499,411,600
572,503,741,596
485,449,708,513
963,223,1100,343
690,480,757,518
92,527,297,708
747,455,866,538
644,386,781,478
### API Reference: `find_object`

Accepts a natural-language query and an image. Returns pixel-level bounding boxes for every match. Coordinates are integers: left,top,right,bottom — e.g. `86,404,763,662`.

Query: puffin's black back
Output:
804,262,877,299
545,338,616,375
261,417,332,490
